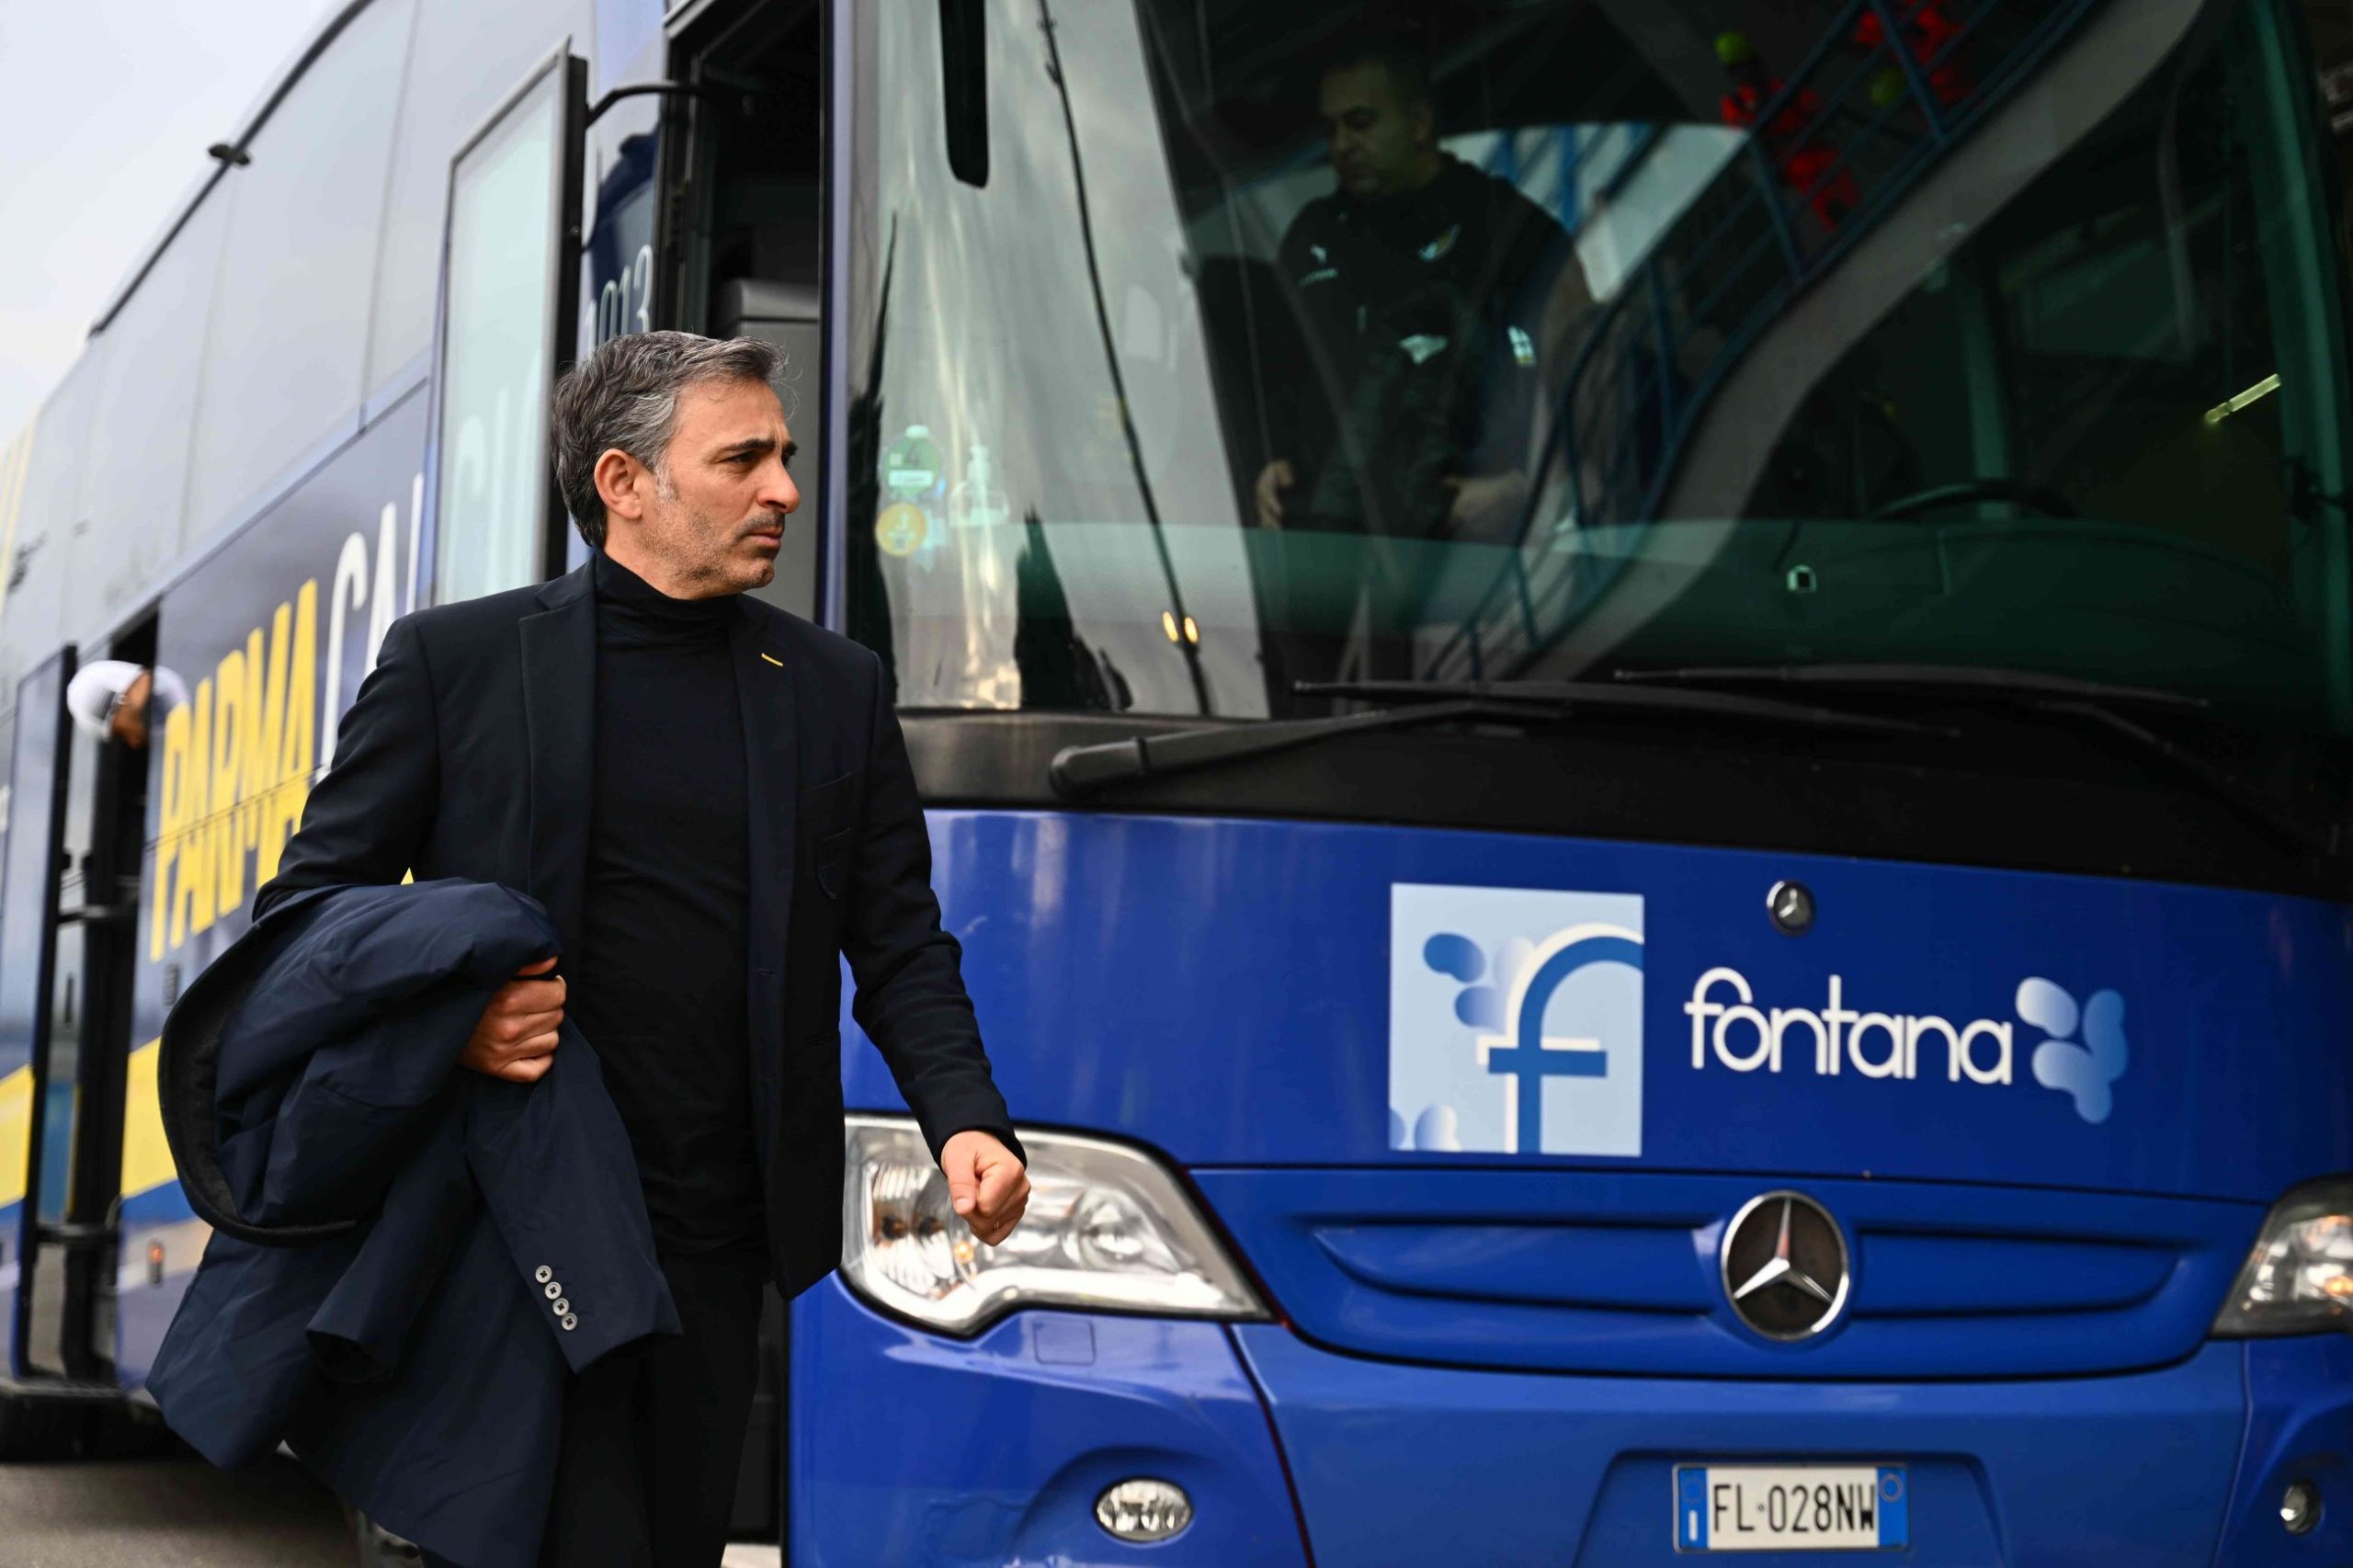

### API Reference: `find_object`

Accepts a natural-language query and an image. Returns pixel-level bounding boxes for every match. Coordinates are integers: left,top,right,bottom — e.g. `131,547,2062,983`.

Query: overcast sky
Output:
0,0,339,442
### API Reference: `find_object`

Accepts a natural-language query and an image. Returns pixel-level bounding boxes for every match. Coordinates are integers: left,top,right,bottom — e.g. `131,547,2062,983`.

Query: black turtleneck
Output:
572,551,763,1256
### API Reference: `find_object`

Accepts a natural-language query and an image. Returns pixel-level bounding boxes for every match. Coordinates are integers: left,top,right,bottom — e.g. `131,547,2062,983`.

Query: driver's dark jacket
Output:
147,878,677,1568
1274,153,1572,537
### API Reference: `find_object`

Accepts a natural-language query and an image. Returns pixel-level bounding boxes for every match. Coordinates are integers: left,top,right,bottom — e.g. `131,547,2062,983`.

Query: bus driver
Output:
1253,39,1576,546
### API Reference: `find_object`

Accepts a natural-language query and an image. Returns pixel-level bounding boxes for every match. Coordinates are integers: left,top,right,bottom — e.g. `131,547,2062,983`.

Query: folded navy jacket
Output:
149,880,680,1568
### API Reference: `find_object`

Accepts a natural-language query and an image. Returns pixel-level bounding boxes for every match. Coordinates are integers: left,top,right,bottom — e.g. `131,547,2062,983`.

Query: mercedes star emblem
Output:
1766,879,1814,935
1721,1190,1850,1341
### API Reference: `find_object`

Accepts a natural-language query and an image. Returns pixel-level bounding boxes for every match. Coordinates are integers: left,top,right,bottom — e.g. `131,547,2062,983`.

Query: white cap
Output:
64,660,190,742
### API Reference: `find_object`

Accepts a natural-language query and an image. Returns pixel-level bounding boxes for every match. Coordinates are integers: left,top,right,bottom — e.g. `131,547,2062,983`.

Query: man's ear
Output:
593,448,648,523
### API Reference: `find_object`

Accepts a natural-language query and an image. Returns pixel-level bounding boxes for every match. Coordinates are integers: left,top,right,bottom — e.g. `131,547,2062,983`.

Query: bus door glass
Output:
671,0,828,621
0,649,75,1379
430,49,587,604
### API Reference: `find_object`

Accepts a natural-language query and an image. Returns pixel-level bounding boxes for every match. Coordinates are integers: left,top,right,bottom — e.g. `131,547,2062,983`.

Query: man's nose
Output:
759,464,801,516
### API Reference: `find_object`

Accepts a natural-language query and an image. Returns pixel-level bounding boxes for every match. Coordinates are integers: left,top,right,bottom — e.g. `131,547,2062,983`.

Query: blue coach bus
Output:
3,0,2352,1562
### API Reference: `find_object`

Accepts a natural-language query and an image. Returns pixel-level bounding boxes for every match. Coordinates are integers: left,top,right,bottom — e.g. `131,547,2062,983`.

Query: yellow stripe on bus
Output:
120,1038,176,1199
0,1063,28,1210
0,1042,181,1214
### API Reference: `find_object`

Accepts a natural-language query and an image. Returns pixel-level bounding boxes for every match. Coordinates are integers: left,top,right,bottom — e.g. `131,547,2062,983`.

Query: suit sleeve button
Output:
534,1266,552,1284
544,1281,563,1300
561,1313,578,1331
552,1299,570,1315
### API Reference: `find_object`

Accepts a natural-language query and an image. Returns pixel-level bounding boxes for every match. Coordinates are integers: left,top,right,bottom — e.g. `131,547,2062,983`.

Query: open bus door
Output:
0,631,161,1459
2,645,76,1415
0,621,170,1459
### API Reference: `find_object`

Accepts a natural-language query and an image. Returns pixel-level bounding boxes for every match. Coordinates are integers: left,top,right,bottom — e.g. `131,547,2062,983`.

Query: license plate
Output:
1674,1465,1908,1551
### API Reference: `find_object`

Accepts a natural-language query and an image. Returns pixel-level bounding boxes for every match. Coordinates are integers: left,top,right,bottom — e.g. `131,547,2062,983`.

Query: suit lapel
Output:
519,565,597,956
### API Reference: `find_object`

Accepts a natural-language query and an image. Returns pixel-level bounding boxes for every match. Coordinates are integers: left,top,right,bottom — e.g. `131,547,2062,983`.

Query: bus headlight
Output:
2212,1176,2353,1336
839,1115,1269,1335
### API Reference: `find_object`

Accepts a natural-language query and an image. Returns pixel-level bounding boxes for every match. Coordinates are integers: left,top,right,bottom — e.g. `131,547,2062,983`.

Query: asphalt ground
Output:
0,1447,790,1565
0,1446,351,1566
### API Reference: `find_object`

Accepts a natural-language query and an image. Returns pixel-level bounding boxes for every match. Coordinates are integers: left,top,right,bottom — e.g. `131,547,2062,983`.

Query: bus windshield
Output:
846,0,2353,734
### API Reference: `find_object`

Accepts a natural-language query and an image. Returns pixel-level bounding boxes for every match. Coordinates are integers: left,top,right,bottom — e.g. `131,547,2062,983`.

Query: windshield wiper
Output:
1615,661,2207,709
1052,699,1529,796
1049,679,1944,798
1617,662,2334,857
1296,679,1950,735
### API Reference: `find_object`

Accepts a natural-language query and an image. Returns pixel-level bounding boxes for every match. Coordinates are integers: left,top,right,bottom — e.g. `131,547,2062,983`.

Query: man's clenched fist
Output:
941,1130,1029,1247
460,957,566,1083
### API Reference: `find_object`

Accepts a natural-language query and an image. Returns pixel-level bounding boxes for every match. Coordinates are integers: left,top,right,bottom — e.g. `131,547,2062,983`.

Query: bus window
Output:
845,5,1700,714
367,0,588,403
431,51,587,604
181,0,414,548
841,0,2353,749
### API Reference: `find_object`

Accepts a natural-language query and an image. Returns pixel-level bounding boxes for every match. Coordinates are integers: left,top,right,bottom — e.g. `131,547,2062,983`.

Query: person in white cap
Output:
64,660,189,750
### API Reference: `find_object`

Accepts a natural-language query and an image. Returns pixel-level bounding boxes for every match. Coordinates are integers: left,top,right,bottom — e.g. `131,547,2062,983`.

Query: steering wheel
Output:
1868,479,2077,522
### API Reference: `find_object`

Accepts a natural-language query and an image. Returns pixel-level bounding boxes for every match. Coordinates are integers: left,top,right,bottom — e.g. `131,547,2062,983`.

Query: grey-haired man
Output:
256,330,1029,1565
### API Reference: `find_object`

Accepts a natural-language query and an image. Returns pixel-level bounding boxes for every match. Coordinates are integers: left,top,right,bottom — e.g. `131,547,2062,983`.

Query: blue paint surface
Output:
2213,1335,2353,1564
1234,1323,2246,1565
841,811,2353,1200
789,1278,1305,1565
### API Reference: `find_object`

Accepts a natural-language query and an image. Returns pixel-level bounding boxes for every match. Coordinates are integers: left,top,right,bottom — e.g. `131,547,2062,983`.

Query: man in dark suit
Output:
254,330,1029,1567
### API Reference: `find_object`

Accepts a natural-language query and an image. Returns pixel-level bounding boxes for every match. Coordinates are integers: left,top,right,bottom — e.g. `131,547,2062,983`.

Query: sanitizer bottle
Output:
949,444,1009,528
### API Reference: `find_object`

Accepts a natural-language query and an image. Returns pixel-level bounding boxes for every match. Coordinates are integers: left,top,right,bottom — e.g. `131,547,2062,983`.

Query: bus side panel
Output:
113,393,429,1387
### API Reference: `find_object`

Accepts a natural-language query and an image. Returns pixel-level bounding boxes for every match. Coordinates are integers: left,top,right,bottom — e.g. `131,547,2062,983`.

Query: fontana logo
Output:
1684,970,2128,1122
1389,884,1645,1158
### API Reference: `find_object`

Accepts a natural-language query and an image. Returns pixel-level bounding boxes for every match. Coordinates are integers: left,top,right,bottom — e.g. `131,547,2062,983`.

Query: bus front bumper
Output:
789,1278,1307,1565
791,1277,2352,1566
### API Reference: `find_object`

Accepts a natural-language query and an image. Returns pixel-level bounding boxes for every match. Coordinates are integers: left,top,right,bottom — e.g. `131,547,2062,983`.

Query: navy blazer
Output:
151,878,679,1568
253,560,1021,1296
